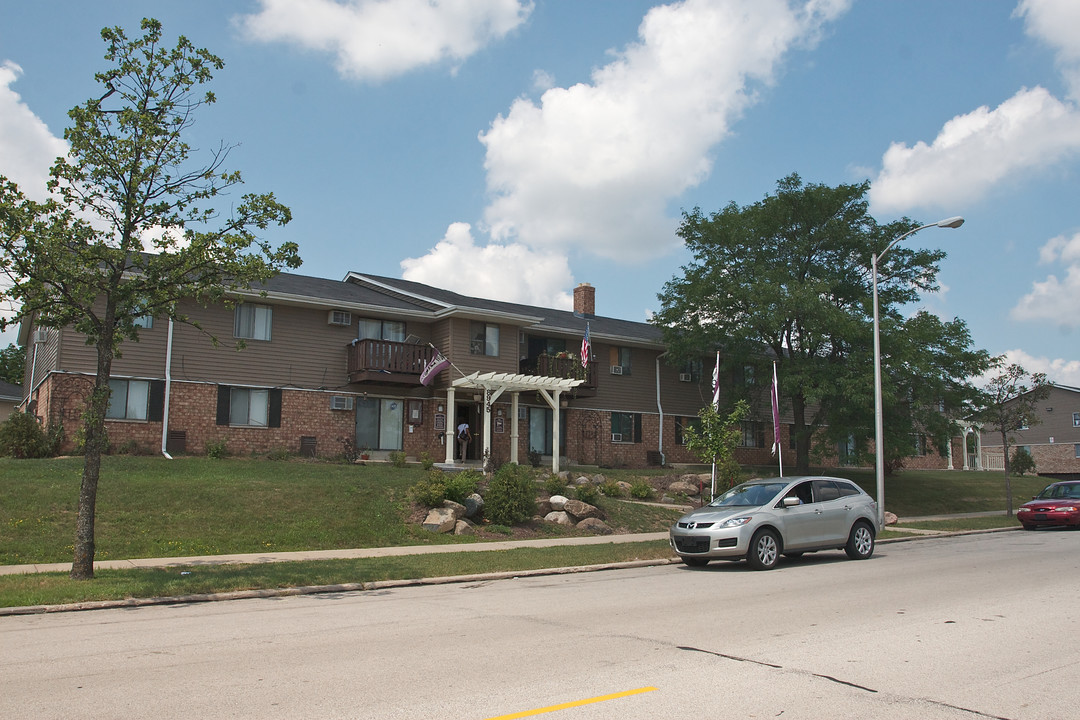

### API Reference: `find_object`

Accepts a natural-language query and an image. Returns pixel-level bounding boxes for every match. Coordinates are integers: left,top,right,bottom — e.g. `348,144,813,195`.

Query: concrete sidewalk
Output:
0,532,671,576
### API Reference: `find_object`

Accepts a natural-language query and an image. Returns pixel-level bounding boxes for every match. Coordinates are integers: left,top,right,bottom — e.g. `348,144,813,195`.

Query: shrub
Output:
526,449,542,468
389,450,407,467
543,475,568,496
1010,447,1036,476
600,479,623,498
418,451,434,470
409,471,447,507
72,423,110,455
573,483,600,505
630,479,653,499
445,470,481,503
206,438,228,459
484,463,537,526
118,438,141,456
267,446,291,461
0,412,52,458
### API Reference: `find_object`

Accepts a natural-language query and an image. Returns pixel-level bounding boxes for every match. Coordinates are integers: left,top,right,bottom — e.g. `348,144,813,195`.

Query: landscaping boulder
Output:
536,499,553,516
616,480,633,494
544,511,573,525
549,494,569,511
884,511,898,526
576,517,613,535
462,493,484,519
423,507,458,533
667,480,700,496
454,519,475,535
562,498,599,520
442,499,467,520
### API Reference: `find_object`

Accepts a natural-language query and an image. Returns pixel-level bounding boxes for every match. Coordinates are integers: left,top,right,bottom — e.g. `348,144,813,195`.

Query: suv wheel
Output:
844,521,875,560
747,528,780,570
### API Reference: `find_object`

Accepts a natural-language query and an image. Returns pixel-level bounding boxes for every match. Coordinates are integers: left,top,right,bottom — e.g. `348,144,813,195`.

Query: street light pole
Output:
873,216,964,528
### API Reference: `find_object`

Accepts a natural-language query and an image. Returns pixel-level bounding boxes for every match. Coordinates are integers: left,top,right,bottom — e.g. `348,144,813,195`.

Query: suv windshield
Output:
708,482,788,508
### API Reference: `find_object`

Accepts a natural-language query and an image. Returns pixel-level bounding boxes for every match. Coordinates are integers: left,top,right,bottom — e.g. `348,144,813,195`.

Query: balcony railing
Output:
347,339,435,385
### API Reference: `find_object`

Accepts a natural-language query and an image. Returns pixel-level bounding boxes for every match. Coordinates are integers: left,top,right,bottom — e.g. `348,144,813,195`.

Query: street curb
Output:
0,558,683,617
0,527,1021,617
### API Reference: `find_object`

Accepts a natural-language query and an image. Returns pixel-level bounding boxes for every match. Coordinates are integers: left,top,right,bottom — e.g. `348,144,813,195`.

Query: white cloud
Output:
998,348,1080,387
1016,0,1080,100
400,222,573,309
870,86,1080,213
238,0,533,82
479,0,850,262
1012,232,1080,330
0,61,68,200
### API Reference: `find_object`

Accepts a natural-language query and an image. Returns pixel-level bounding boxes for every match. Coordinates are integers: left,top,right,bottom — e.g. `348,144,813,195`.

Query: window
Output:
234,303,272,341
610,347,632,375
1073,412,1080,428
357,318,405,341
911,434,927,456
216,385,282,427
680,359,704,382
355,397,403,451
1075,444,1079,459
611,412,642,443
107,379,150,420
133,314,154,328
470,322,499,356
739,421,765,448
674,416,700,445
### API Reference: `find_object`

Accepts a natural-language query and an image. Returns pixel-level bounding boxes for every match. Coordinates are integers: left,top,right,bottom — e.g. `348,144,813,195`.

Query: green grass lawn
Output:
0,457,1045,609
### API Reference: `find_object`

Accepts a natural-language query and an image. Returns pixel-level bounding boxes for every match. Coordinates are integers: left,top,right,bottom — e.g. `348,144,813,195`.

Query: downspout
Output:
655,352,667,466
160,318,175,460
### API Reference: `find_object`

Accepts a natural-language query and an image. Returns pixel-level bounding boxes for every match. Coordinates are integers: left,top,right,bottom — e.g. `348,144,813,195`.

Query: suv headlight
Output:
719,516,751,528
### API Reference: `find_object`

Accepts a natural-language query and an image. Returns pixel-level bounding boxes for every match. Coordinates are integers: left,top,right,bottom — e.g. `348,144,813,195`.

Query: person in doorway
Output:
456,420,472,461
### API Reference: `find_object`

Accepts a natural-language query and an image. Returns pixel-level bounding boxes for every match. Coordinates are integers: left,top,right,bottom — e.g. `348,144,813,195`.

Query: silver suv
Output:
669,476,880,570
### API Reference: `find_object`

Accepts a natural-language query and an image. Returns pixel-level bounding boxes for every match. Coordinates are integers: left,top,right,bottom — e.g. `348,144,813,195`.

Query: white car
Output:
669,476,880,570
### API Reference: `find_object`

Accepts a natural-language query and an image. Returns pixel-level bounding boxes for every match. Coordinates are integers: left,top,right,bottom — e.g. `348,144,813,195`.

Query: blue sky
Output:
2,0,1079,384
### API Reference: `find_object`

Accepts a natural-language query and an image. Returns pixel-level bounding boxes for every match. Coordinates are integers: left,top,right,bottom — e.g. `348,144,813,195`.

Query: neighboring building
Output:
0,380,22,422
978,384,1080,481
16,269,953,471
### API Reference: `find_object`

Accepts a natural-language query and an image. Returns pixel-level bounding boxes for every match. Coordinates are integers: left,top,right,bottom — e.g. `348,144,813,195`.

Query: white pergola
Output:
445,371,584,474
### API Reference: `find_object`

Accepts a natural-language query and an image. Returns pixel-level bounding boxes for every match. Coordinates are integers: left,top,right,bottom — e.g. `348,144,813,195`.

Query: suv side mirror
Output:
782,496,801,508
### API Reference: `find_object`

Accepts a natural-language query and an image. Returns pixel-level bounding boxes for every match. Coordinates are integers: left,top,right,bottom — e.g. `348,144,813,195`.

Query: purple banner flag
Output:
420,350,450,386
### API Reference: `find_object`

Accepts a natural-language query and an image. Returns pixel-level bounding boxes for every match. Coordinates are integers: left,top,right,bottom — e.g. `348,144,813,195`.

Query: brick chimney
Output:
573,282,595,317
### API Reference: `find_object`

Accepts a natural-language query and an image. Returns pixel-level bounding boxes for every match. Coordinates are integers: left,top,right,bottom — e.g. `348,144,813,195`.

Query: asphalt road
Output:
1,530,1077,719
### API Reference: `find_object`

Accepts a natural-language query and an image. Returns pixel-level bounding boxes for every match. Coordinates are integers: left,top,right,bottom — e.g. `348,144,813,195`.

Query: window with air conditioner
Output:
330,396,354,411
611,412,640,443
609,346,631,375
678,373,692,382
328,310,352,326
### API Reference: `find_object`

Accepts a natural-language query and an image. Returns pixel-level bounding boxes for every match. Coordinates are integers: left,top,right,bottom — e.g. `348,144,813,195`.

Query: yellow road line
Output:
483,686,658,720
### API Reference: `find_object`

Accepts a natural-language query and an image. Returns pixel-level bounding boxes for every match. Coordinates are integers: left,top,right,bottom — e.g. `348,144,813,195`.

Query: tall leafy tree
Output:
0,343,26,385
653,173,991,475
0,19,300,579
973,363,1051,515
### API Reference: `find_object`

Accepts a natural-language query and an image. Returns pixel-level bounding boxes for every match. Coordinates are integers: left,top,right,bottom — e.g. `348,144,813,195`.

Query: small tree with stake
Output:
973,363,1051,516
682,400,749,500
0,19,301,579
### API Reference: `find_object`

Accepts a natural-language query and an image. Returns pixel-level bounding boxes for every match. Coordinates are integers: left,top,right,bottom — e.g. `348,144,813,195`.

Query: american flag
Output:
580,322,591,365
771,362,781,455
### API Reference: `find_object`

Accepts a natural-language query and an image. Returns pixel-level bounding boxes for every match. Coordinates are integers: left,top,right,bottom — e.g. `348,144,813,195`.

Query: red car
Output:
1018,481,1080,530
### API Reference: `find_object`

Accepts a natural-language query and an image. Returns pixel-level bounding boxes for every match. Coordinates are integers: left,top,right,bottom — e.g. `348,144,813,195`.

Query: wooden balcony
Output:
524,354,598,396
347,339,435,385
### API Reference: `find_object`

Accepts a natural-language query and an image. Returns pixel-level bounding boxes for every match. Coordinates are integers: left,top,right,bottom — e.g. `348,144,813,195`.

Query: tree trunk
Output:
1001,428,1013,517
70,326,116,580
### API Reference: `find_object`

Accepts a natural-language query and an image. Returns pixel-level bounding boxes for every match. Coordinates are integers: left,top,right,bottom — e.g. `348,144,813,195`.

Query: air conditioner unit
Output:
609,365,624,375
678,373,693,382
327,310,352,326
330,396,354,411
611,433,623,442
33,328,49,344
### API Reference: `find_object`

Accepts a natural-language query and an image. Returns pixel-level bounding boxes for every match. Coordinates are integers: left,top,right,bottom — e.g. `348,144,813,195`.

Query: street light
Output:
872,216,964,527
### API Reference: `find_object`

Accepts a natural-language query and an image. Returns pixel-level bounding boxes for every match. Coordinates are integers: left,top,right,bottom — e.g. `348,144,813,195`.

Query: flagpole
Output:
711,350,720,499
772,361,783,478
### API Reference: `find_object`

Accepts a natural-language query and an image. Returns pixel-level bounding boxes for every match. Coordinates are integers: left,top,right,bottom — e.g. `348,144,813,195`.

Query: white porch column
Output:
510,392,520,465
444,387,456,464
551,389,562,475
482,387,493,469
947,434,954,470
